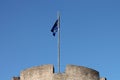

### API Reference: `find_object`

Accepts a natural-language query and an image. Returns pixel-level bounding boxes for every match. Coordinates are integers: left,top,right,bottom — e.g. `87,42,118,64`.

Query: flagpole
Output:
57,12,60,73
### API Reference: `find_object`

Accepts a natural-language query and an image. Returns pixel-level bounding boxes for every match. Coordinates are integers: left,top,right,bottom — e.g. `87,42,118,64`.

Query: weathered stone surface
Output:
52,73,66,80
65,65,99,80
13,64,106,80
20,64,53,80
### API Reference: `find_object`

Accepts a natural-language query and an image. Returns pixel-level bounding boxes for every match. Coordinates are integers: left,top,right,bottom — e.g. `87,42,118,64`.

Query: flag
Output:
51,19,58,36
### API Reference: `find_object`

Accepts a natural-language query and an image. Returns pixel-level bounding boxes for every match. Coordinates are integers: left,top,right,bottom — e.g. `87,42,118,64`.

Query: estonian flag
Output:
51,19,58,36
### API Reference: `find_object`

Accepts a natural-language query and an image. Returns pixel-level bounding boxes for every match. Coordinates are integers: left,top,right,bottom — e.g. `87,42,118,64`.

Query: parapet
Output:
65,65,99,80
20,64,53,80
12,64,106,80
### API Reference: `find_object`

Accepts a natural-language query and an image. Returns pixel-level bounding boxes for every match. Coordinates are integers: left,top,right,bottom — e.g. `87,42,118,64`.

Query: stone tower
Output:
12,64,106,80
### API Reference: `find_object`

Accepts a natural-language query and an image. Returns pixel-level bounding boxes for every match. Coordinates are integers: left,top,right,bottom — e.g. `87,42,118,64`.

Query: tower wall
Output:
20,64,102,80
20,64,53,80
65,65,99,80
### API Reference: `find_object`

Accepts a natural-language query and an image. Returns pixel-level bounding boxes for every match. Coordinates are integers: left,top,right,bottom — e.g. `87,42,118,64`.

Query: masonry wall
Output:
65,65,99,80
18,64,105,80
20,64,53,80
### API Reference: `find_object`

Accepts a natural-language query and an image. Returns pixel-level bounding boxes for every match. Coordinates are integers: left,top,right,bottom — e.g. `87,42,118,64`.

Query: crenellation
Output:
12,64,106,80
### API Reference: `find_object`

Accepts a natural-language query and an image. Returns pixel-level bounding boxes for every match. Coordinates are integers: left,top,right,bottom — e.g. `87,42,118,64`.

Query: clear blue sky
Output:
0,0,120,80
